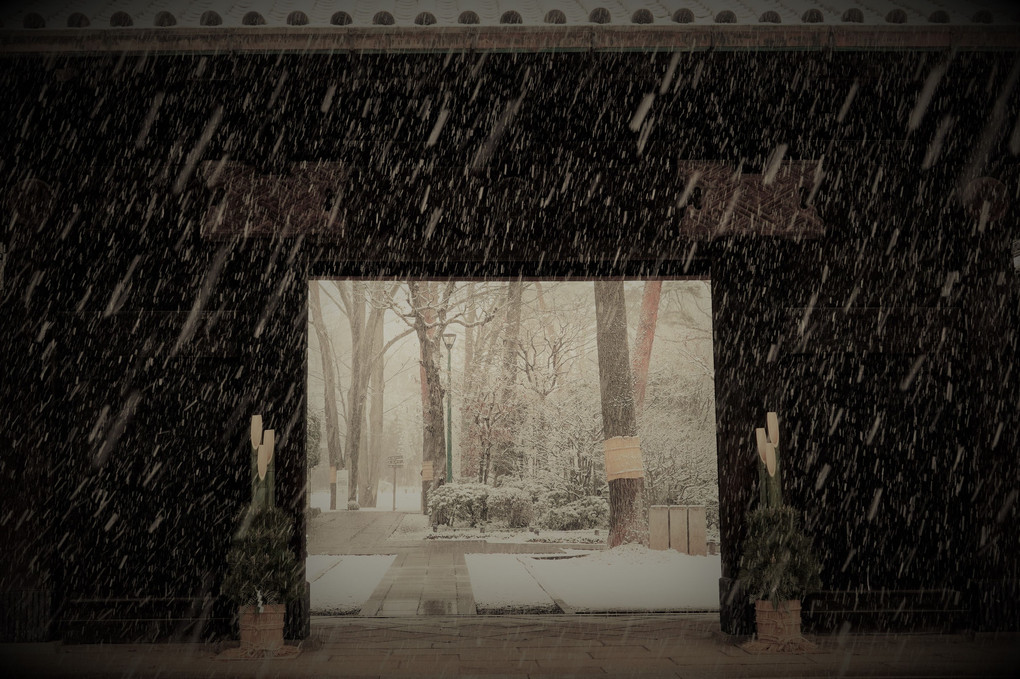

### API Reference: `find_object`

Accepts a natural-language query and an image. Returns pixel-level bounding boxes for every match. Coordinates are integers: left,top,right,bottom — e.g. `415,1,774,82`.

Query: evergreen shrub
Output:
221,507,303,606
738,506,822,603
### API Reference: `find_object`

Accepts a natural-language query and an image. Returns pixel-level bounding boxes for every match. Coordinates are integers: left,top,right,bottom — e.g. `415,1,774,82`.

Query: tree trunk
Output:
410,282,446,516
631,280,662,418
421,337,445,480
414,282,433,514
594,280,647,548
344,281,389,506
345,282,367,504
494,280,524,480
308,282,344,510
460,283,477,478
359,424,376,507
420,327,431,514
362,313,385,508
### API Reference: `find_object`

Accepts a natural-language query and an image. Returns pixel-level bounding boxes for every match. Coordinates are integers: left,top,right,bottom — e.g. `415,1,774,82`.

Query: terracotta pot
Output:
239,604,286,651
754,599,802,643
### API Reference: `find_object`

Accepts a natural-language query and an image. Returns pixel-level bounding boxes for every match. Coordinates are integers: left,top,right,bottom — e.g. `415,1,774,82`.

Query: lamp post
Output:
443,332,457,483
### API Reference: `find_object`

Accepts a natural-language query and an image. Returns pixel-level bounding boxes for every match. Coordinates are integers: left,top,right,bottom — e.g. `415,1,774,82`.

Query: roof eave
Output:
0,25,1017,55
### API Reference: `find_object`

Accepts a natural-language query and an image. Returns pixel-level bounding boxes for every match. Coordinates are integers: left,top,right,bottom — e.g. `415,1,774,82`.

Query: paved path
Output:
308,511,581,616
360,544,477,616
306,510,407,555
5,616,1018,677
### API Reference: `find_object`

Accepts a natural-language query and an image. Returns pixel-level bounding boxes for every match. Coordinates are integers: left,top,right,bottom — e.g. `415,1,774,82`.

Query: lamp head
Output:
443,332,457,350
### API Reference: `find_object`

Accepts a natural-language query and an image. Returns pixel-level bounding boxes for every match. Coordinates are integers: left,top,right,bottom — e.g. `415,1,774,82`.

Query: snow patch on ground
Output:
307,554,396,614
527,544,721,612
388,512,429,539
464,554,559,613
468,545,721,613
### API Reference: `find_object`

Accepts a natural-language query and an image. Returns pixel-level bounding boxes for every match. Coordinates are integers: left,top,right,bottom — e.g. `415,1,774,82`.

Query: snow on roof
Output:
3,0,1017,29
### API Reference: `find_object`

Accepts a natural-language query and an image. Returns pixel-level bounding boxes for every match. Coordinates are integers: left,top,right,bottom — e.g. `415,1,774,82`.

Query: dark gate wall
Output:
1,49,1017,641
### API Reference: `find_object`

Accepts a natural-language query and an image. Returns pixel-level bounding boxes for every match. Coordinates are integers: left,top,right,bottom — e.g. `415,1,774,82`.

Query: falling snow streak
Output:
171,246,230,356
907,61,948,132
92,390,143,469
173,105,223,195
134,91,165,149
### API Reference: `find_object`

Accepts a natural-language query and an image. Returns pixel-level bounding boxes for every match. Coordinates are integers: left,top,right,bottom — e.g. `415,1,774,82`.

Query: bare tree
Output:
459,282,477,478
492,280,524,480
464,384,516,484
364,311,385,507
321,280,411,506
389,282,496,514
309,282,344,510
460,286,505,478
516,300,594,476
658,282,715,379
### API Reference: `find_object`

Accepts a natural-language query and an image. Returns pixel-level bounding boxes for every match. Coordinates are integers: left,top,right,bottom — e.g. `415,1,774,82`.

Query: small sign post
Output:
386,455,404,512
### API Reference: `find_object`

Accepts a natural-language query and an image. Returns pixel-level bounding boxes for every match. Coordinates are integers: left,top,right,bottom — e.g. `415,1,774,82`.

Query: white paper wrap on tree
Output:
422,461,433,481
604,436,644,481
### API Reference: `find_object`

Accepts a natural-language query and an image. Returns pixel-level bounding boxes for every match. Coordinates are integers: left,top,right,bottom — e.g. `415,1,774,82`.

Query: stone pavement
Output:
306,510,409,555
360,542,477,616
4,614,1018,678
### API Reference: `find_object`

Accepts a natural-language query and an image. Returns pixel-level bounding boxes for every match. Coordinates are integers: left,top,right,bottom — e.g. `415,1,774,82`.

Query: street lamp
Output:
443,332,457,483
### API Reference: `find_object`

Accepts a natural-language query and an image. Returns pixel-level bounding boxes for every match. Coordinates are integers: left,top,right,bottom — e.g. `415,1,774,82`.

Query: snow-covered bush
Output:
487,486,534,528
427,483,490,527
540,496,609,530
495,476,544,503
347,501,360,510
540,486,575,508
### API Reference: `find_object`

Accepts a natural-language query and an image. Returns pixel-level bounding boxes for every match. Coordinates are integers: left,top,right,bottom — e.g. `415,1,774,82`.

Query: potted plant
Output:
738,505,822,647
221,506,303,655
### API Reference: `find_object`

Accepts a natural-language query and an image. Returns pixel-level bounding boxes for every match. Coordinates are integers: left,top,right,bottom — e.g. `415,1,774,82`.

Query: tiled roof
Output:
1,1,1017,51
3,0,1019,28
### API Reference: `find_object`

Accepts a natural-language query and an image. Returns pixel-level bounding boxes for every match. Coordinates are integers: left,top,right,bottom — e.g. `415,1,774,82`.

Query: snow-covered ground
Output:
464,554,561,613
468,545,721,613
307,554,396,614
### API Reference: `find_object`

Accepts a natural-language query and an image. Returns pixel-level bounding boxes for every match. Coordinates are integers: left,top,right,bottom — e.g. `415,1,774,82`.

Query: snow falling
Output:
1,20,1018,677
